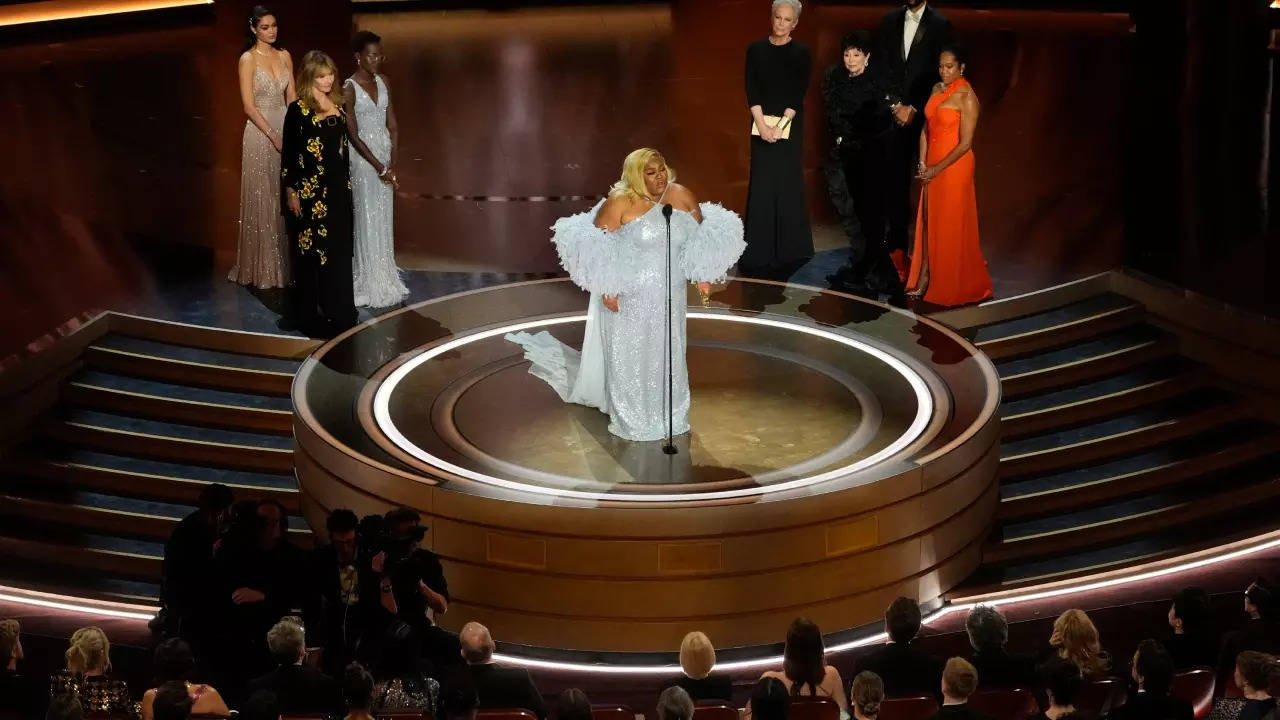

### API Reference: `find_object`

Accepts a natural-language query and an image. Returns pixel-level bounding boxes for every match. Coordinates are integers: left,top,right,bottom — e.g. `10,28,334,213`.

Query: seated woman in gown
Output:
507,148,745,442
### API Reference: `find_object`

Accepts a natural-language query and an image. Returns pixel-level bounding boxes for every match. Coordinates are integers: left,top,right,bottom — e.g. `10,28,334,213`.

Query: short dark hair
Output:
1042,657,1083,706
1134,639,1174,696
965,605,1008,652
1247,578,1277,619
352,30,382,54
197,483,233,513
343,662,374,710
153,680,193,720
939,43,968,67
1171,587,1210,633
750,677,790,720
841,30,874,56
153,638,195,684
886,597,922,643
555,688,594,720
1236,651,1277,692
327,508,359,535
385,507,421,527
46,694,83,720
443,683,480,720
241,689,281,720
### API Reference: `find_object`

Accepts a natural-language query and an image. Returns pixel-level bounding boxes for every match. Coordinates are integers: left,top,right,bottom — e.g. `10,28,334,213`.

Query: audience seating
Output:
967,688,1040,720
478,710,540,720
788,696,842,720
694,702,739,720
376,713,433,720
1076,678,1125,717
879,695,940,720
593,704,638,720
1171,668,1215,719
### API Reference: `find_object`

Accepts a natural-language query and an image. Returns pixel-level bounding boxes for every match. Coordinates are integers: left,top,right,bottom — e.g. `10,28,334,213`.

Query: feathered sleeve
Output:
679,202,745,283
551,201,641,296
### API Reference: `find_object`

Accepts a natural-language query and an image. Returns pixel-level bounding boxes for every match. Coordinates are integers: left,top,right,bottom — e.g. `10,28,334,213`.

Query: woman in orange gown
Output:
905,46,993,307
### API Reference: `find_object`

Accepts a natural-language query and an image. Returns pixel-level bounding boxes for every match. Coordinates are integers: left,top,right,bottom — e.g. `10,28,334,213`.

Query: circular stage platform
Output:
294,279,1001,652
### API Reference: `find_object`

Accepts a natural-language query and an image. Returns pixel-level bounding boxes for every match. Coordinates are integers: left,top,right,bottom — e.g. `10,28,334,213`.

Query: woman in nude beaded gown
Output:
229,6,294,289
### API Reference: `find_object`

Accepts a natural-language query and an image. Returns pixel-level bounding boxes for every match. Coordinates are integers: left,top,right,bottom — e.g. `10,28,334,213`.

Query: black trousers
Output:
832,136,904,296
291,243,357,338
886,120,924,254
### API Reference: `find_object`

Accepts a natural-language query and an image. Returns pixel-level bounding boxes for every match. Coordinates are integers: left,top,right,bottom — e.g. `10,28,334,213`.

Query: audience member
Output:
141,639,229,720
854,597,943,698
45,693,84,720
1213,651,1278,720
875,0,954,277
673,630,733,701
749,618,848,718
305,508,391,676
240,689,282,720
152,680,194,720
1048,610,1111,680
159,483,233,649
657,685,695,720
49,626,134,718
555,688,594,720
443,683,481,720
461,621,548,719
929,658,988,720
247,617,342,716
1167,587,1216,671
851,671,885,720
371,630,439,715
751,677,792,720
1219,579,1280,687
344,662,376,720
0,618,37,715
1034,658,1084,720
1108,640,1191,720
966,605,1035,689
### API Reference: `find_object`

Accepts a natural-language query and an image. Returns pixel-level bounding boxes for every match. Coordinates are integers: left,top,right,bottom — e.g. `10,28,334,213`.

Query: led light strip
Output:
0,587,157,621
372,312,934,503
0,0,213,27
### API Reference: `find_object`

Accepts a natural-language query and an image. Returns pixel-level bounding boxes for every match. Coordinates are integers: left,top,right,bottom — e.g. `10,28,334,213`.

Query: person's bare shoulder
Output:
667,182,699,211
594,195,626,229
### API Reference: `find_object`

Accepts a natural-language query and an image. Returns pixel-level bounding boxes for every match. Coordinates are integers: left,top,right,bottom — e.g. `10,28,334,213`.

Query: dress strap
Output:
657,184,670,205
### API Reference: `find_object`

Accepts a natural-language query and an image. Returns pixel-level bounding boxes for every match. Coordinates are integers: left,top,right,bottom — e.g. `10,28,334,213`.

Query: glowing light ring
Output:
373,311,935,502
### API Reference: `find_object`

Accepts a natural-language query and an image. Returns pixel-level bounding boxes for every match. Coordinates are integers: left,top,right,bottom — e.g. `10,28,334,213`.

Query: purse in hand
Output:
751,115,792,140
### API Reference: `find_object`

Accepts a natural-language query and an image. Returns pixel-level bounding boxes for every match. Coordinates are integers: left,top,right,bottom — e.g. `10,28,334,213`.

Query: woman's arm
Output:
385,77,399,170
922,90,979,180
238,54,282,151
592,198,625,312
201,688,230,717
281,103,303,216
343,80,386,175
282,49,296,104
783,44,811,123
827,666,850,712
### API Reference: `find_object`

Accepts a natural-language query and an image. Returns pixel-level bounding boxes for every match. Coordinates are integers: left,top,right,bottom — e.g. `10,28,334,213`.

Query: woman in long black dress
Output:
282,50,357,338
743,0,812,281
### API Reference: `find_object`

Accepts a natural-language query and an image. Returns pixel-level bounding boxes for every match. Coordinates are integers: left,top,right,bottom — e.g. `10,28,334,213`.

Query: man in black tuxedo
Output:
247,618,342,716
965,605,1036,689
877,0,954,269
1108,640,1194,720
853,596,943,698
461,622,547,720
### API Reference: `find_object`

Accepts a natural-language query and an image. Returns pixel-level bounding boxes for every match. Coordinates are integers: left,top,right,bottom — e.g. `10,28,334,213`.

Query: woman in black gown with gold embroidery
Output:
282,50,357,338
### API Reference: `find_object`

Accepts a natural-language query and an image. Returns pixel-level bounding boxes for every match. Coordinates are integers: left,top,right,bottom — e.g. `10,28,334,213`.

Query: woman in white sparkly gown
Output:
507,148,745,442
343,31,409,308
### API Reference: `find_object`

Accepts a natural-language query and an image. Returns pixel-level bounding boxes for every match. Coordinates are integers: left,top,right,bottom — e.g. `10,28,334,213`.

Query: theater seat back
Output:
967,688,1040,720
694,703,739,720
789,696,841,720
1171,667,1216,718
880,695,940,720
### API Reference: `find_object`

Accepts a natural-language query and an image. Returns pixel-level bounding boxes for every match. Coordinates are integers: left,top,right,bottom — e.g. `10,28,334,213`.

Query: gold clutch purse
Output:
751,115,792,139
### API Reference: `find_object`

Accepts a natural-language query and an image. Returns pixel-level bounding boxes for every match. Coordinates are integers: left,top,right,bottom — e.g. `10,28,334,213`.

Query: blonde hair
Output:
66,626,110,675
1054,609,1107,677
942,657,978,699
679,631,716,680
609,148,676,199
0,619,19,660
296,50,343,113
851,671,884,717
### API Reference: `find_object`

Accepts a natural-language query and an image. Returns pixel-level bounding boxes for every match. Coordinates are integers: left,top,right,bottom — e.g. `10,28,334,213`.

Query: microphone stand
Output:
662,203,676,455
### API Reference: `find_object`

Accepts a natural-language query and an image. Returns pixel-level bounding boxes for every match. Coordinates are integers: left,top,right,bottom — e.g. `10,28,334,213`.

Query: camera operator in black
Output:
303,509,395,677
380,507,460,675
822,30,906,304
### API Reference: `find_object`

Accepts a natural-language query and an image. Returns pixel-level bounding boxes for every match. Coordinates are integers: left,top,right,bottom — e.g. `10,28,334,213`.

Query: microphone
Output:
662,203,673,219
661,202,676,455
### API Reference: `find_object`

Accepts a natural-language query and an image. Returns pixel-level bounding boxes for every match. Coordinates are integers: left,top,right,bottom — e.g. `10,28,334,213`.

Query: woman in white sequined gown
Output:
507,148,745,442
343,31,408,308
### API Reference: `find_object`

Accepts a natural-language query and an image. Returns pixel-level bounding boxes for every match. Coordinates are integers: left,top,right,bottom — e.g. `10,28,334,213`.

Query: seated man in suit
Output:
966,605,1037,689
1108,640,1193,720
461,621,548,720
853,597,943,697
247,617,342,716
929,657,990,720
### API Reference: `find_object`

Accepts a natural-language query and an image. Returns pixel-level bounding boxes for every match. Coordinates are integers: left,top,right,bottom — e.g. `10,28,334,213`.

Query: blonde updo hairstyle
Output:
679,631,716,680
609,148,676,200
66,626,111,675
296,50,344,113
1054,609,1108,678
851,671,884,718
